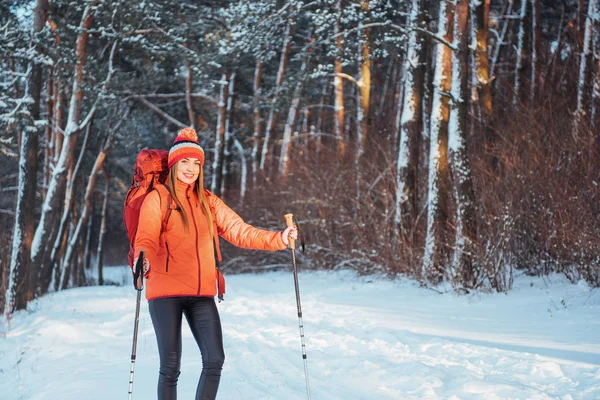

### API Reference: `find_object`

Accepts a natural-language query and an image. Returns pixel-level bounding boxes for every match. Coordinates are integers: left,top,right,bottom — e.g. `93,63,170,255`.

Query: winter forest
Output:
0,0,599,315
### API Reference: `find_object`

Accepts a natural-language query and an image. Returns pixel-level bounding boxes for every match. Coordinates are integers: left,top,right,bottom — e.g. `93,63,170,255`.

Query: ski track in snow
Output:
0,269,599,399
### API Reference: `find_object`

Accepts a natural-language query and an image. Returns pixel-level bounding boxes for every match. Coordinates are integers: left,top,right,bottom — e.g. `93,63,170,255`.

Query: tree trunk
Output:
32,2,98,294
220,73,236,197
592,1,600,126
97,172,110,286
251,58,263,186
513,0,530,106
422,0,454,283
53,76,65,168
58,149,106,289
6,0,48,314
449,0,478,289
490,0,514,78
530,0,541,104
44,68,54,193
233,139,247,206
184,45,196,129
50,121,92,268
83,201,93,272
334,0,346,158
472,0,492,119
280,38,311,180
395,0,424,239
356,0,371,160
211,73,229,195
260,21,293,172
574,0,596,134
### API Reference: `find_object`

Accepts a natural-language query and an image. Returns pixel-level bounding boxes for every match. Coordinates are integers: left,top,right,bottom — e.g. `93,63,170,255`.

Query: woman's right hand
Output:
133,256,151,278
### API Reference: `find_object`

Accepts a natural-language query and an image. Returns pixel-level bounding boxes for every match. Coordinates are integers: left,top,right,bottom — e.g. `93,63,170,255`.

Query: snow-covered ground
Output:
0,267,599,399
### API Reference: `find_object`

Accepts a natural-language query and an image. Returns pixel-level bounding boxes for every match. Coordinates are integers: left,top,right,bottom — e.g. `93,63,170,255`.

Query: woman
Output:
134,128,297,400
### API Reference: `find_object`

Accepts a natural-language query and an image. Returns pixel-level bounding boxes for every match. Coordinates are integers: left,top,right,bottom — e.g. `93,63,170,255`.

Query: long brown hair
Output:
167,161,214,238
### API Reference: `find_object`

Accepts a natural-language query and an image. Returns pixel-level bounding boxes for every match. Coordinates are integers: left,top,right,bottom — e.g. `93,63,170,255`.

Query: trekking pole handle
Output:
134,251,145,291
284,214,296,250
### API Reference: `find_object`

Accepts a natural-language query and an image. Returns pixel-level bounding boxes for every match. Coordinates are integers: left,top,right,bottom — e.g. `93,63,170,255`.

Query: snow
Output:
0,268,599,399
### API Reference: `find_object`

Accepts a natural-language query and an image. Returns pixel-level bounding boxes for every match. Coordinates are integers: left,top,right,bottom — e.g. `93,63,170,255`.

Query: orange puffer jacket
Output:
134,179,286,300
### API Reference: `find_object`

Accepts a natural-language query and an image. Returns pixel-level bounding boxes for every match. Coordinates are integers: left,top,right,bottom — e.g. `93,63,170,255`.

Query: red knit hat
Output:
168,128,205,168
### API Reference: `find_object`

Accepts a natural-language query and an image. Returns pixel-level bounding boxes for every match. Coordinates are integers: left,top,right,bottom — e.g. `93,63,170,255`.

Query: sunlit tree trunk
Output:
472,0,492,119
334,0,346,158
422,0,454,283
6,0,48,314
356,0,371,161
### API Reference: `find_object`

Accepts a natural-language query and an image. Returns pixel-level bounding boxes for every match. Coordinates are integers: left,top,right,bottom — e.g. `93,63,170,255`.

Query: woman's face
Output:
176,158,202,185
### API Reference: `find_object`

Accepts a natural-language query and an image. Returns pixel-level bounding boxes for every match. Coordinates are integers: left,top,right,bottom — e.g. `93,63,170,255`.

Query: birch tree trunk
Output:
220,73,236,197
44,68,54,193
592,1,600,126
334,0,346,158
185,48,196,129
32,2,99,294
260,21,293,172
513,0,530,105
280,38,312,180
251,58,263,186
449,0,478,289
233,139,247,206
490,0,514,78
6,0,48,314
422,0,454,283
96,172,110,286
53,77,65,168
574,0,596,135
395,0,424,238
211,73,229,195
530,0,541,104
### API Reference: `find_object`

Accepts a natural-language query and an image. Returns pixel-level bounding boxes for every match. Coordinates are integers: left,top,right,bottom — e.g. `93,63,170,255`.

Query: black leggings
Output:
149,297,225,400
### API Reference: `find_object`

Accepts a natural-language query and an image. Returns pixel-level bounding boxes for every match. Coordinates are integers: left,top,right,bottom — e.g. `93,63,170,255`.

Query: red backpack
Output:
123,149,225,300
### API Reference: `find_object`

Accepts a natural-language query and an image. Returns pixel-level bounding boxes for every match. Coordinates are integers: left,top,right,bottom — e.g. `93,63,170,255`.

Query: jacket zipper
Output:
187,196,202,295
165,242,170,272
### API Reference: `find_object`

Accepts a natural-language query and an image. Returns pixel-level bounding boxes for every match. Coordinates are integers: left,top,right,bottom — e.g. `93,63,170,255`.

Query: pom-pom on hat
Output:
168,128,205,168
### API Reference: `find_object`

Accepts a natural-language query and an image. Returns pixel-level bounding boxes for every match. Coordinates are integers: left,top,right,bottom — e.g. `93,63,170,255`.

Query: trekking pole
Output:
284,214,311,400
128,251,145,400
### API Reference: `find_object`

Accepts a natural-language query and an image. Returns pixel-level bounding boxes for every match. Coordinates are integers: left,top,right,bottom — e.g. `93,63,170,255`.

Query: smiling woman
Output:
132,127,298,400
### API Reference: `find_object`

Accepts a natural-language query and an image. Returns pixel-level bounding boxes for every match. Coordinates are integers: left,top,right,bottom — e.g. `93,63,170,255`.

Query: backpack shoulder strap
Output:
154,184,178,233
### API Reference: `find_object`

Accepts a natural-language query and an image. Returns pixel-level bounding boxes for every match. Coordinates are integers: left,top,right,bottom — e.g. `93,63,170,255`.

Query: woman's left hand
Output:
281,226,298,246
